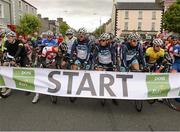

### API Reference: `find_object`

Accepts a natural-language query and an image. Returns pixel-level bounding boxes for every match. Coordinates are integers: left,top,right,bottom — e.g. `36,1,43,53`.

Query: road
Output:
0,90,180,131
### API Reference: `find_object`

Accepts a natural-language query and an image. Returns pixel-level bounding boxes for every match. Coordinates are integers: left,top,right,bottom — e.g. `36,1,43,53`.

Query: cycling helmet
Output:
46,30,54,37
109,33,114,40
153,38,164,46
66,29,74,35
128,33,140,40
99,33,110,40
6,31,16,37
78,27,87,34
172,34,180,40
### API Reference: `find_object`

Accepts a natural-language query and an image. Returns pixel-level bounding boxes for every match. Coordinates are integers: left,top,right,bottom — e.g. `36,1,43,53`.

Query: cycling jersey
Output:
42,38,58,47
93,45,115,65
42,46,58,58
5,40,26,58
173,44,180,64
65,36,76,54
145,47,165,64
5,39,27,67
121,42,146,68
70,39,92,62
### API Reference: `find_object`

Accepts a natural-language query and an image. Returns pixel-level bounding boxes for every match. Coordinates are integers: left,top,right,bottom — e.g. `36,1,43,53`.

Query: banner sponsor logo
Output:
146,74,170,97
13,68,35,91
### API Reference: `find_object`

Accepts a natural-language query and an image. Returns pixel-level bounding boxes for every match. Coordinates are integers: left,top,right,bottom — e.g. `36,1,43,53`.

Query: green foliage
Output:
59,22,70,36
16,14,41,35
162,2,180,33
93,26,105,37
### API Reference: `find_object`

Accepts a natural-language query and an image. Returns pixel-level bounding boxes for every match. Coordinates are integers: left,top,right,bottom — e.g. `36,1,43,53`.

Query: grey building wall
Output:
0,0,12,28
11,0,37,25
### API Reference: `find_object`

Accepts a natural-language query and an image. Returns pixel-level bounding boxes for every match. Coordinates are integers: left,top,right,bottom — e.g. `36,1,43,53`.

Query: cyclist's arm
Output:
110,45,116,65
121,45,127,68
70,40,77,60
85,41,92,62
139,44,146,67
93,46,98,65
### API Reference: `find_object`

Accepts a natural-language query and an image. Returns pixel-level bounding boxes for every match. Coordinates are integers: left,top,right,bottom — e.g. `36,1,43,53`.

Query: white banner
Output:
0,66,180,100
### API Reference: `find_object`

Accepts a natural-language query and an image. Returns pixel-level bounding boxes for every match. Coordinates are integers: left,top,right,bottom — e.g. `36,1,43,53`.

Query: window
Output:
138,22,142,30
124,22,128,30
125,11,129,19
152,11,156,20
19,1,22,10
0,4,3,18
151,22,155,31
26,5,28,12
138,11,143,20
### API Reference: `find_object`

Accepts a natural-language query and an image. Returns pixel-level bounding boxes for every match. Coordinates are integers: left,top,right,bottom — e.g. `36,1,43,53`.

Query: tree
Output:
16,14,41,35
93,25,105,37
162,1,180,33
59,22,70,36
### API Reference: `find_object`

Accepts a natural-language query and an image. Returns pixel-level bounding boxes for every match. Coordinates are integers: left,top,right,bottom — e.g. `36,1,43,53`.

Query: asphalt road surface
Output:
0,91,180,131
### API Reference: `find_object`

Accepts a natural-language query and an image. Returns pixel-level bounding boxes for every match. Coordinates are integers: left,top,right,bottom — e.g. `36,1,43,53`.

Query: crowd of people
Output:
0,27,180,104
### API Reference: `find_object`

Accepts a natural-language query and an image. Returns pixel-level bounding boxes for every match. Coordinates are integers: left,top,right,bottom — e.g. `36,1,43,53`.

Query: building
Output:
11,0,37,25
156,0,176,11
105,19,112,33
49,20,60,33
0,0,12,29
111,1,163,37
0,0,37,30
38,14,63,33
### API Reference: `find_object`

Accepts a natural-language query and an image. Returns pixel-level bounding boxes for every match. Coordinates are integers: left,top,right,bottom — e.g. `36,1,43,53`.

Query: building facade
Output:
11,0,37,25
111,2,163,37
0,0,12,29
38,14,62,33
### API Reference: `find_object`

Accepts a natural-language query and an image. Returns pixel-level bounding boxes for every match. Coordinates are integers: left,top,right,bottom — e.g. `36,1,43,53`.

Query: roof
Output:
115,2,163,10
22,0,37,9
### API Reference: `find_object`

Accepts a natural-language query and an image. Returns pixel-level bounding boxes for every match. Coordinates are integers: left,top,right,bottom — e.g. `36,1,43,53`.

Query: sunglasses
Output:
66,34,73,36
132,40,137,42
101,40,107,42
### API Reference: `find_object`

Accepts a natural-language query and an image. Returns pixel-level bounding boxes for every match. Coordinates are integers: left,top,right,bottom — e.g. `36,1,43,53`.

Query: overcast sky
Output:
26,0,155,32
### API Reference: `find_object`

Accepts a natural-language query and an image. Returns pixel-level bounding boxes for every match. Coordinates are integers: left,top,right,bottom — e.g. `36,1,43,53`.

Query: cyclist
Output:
70,28,92,70
4,31,27,67
121,33,146,72
171,35,180,73
42,31,58,47
93,33,116,71
1,31,27,97
65,29,76,58
145,38,165,72
32,31,58,104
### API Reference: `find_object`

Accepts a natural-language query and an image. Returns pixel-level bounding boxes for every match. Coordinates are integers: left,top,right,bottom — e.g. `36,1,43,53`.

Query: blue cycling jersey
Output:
173,44,180,64
42,38,58,47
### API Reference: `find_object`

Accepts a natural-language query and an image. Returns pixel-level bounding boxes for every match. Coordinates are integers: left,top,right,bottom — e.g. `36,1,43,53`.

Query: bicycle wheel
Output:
134,100,143,112
166,99,180,111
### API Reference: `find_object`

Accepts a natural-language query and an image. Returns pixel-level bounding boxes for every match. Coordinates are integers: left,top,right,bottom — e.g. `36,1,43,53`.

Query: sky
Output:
26,0,155,32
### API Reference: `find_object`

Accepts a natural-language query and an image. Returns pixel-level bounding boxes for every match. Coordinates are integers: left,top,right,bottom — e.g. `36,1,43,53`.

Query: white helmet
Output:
46,30,54,36
66,29,74,35
6,31,16,37
153,38,164,46
78,27,87,34
99,33,110,40
128,33,140,40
